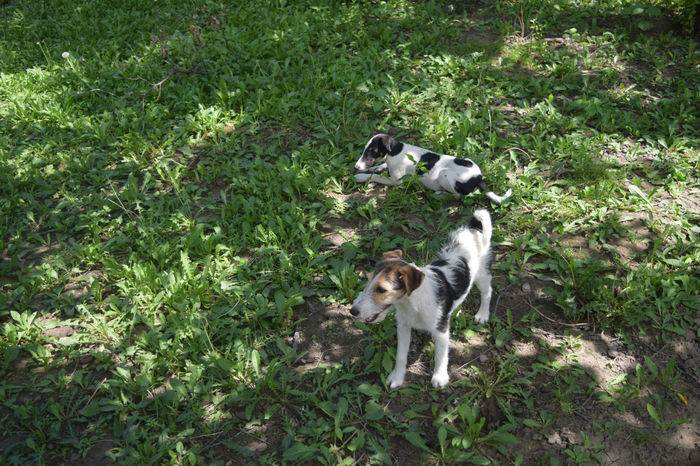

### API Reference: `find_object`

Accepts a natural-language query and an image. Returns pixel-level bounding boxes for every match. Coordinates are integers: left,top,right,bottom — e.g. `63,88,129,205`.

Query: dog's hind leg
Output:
431,331,450,388
386,317,411,388
473,273,492,324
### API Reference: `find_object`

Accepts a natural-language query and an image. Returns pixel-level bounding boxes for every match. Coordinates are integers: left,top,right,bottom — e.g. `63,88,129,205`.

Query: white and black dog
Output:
350,209,493,388
354,133,512,203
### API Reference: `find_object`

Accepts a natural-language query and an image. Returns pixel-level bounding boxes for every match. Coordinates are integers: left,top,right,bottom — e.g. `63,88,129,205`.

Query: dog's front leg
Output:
386,318,411,389
367,163,387,173
431,331,450,388
354,173,400,185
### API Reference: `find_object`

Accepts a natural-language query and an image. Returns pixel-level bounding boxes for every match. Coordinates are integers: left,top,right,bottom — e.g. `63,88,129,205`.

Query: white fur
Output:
350,209,494,388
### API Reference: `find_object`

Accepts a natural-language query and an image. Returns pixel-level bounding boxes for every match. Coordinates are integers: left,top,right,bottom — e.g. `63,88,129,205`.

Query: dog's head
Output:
350,250,425,324
354,132,401,171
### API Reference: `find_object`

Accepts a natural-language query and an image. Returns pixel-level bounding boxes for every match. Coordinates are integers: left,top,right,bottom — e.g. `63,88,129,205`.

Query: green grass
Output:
1,0,698,464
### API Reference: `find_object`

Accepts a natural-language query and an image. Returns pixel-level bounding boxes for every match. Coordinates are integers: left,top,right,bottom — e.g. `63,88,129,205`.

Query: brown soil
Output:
285,285,699,465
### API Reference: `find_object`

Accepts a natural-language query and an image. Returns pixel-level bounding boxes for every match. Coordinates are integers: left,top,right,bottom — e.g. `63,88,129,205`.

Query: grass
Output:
1,0,698,464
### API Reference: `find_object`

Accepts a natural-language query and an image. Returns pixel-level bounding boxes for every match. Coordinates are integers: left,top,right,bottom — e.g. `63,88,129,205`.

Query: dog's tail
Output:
479,180,512,204
469,209,492,246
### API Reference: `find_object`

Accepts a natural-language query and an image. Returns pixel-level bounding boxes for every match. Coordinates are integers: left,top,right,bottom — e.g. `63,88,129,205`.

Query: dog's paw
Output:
386,370,405,389
474,311,490,324
354,173,371,183
369,163,387,173
431,371,450,388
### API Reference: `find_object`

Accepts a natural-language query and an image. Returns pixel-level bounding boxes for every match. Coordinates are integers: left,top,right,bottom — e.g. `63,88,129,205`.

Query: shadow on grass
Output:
1,0,698,463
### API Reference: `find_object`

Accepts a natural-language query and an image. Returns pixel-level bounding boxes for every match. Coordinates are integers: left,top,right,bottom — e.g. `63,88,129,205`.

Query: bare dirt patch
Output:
290,282,699,464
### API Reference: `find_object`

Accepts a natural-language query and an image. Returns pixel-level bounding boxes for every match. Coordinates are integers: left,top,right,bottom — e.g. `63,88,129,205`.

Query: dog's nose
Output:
350,306,359,317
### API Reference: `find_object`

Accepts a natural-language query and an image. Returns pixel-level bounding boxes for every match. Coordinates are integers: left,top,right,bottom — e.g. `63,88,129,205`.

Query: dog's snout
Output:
350,306,359,317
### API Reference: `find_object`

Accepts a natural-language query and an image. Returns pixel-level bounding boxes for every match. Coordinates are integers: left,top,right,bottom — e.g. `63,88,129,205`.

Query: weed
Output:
563,431,605,464
646,393,691,431
328,260,360,304
435,402,519,463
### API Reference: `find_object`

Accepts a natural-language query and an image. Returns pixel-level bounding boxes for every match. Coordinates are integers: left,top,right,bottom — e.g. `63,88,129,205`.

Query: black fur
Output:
431,257,471,333
450,258,470,298
391,275,405,290
430,258,448,268
389,140,404,156
417,152,440,174
454,158,474,167
365,135,404,160
455,175,483,195
431,268,455,333
468,216,483,232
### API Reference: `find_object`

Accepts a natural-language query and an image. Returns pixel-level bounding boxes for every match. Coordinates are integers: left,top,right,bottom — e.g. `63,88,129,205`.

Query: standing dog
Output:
354,133,512,203
350,209,494,388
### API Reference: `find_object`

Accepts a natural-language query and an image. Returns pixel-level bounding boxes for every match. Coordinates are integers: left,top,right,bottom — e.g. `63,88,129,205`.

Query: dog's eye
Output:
376,286,386,294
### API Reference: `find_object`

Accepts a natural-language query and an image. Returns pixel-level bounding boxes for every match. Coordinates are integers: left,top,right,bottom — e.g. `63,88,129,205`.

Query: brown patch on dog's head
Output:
351,251,425,323
372,258,425,302
397,263,425,296
368,250,403,282
382,249,403,261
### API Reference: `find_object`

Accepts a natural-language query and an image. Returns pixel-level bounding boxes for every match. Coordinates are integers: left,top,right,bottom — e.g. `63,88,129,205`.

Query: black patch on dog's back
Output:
455,174,483,195
431,258,471,333
430,258,448,268
417,152,440,174
450,258,470,298
454,158,474,167
431,268,455,333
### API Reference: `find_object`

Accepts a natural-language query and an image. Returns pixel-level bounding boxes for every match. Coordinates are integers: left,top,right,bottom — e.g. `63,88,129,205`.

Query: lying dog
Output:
350,209,493,388
354,133,512,203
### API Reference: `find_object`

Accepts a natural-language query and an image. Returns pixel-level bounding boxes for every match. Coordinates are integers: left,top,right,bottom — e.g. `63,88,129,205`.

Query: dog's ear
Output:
378,134,395,153
399,265,425,296
382,249,403,261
